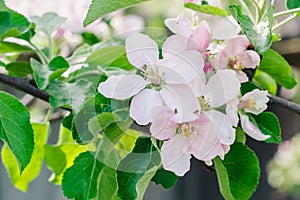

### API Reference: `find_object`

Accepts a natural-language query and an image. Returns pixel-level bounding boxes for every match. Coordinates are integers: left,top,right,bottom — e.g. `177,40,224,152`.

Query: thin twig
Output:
268,94,300,115
0,74,49,102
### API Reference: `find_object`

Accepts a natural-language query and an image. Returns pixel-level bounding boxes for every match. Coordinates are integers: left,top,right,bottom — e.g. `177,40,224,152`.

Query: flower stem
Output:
273,8,300,18
48,35,53,60
43,106,54,124
272,13,298,31
28,41,49,65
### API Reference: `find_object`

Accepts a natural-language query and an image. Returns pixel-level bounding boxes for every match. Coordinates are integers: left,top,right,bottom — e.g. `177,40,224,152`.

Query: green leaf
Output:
17,23,36,42
2,123,49,191
71,94,111,143
72,94,131,143
5,62,33,77
62,152,103,199
286,0,300,9
81,32,101,45
240,81,261,95
49,56,69,71
0,41,33,54
46,79,94,110
184,2,229,17
44,126,87,184
88,112,132,144
230,5,273,53
84,0,149,27
253,69,277,95
30,57,70,90
62,112,73,130
0,0,9,11
235,126,246,144
97,166,118,200
117,137,161,200
0,11,30,40
30,12,66,36
30,58,51,90
251,112,282,143
151,168,178,190
68,44,93,61
258,49,297,89
86,46,134,71
214,142,260,200
0,92,34,172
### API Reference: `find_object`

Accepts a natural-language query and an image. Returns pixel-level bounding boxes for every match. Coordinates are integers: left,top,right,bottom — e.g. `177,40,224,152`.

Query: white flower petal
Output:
240,113,271,141
160,84,200,123
204,110,236,145
226,98,240,126
162,35,206,83
125,33,159,68
195,13,241,40
162,34,188,57
98,74,147,100
130,89,163,125
174,14,193,37
189,115,229,161
161,134,192,176
164,18,177,33
206,70,240,107
241,89,269,115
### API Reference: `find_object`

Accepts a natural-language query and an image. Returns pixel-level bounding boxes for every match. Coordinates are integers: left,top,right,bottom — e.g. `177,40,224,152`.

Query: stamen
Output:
180,123,194,137
239,98,258,110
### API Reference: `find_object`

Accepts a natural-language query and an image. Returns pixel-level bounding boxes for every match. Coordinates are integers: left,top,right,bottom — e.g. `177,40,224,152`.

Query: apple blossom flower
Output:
214,35,261,82
150,108,231,176
149,70,240,176
226,89,271,141
98,33,205,125
165,14,211,53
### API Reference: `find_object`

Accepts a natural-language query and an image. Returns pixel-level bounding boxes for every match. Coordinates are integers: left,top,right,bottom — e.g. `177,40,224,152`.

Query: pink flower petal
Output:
187,21,211,53
160,84,200,123
239,50,260,69
206,70,240,107
130,89,163,125
240,114,271,141
98,74,148,100
223,35,249,56
125,33,159,69
214,50,229,70
150,107,177,140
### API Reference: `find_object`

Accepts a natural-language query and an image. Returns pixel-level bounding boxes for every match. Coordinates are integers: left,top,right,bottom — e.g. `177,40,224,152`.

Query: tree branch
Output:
1,73,300,116
0,74,49,102
268,94,300,115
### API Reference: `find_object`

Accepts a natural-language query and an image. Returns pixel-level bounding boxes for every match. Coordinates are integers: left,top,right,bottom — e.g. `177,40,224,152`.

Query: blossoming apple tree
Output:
0,0,300,199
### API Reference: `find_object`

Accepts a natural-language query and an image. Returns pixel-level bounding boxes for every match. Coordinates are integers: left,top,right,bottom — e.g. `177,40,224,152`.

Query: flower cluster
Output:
98,2,271,176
